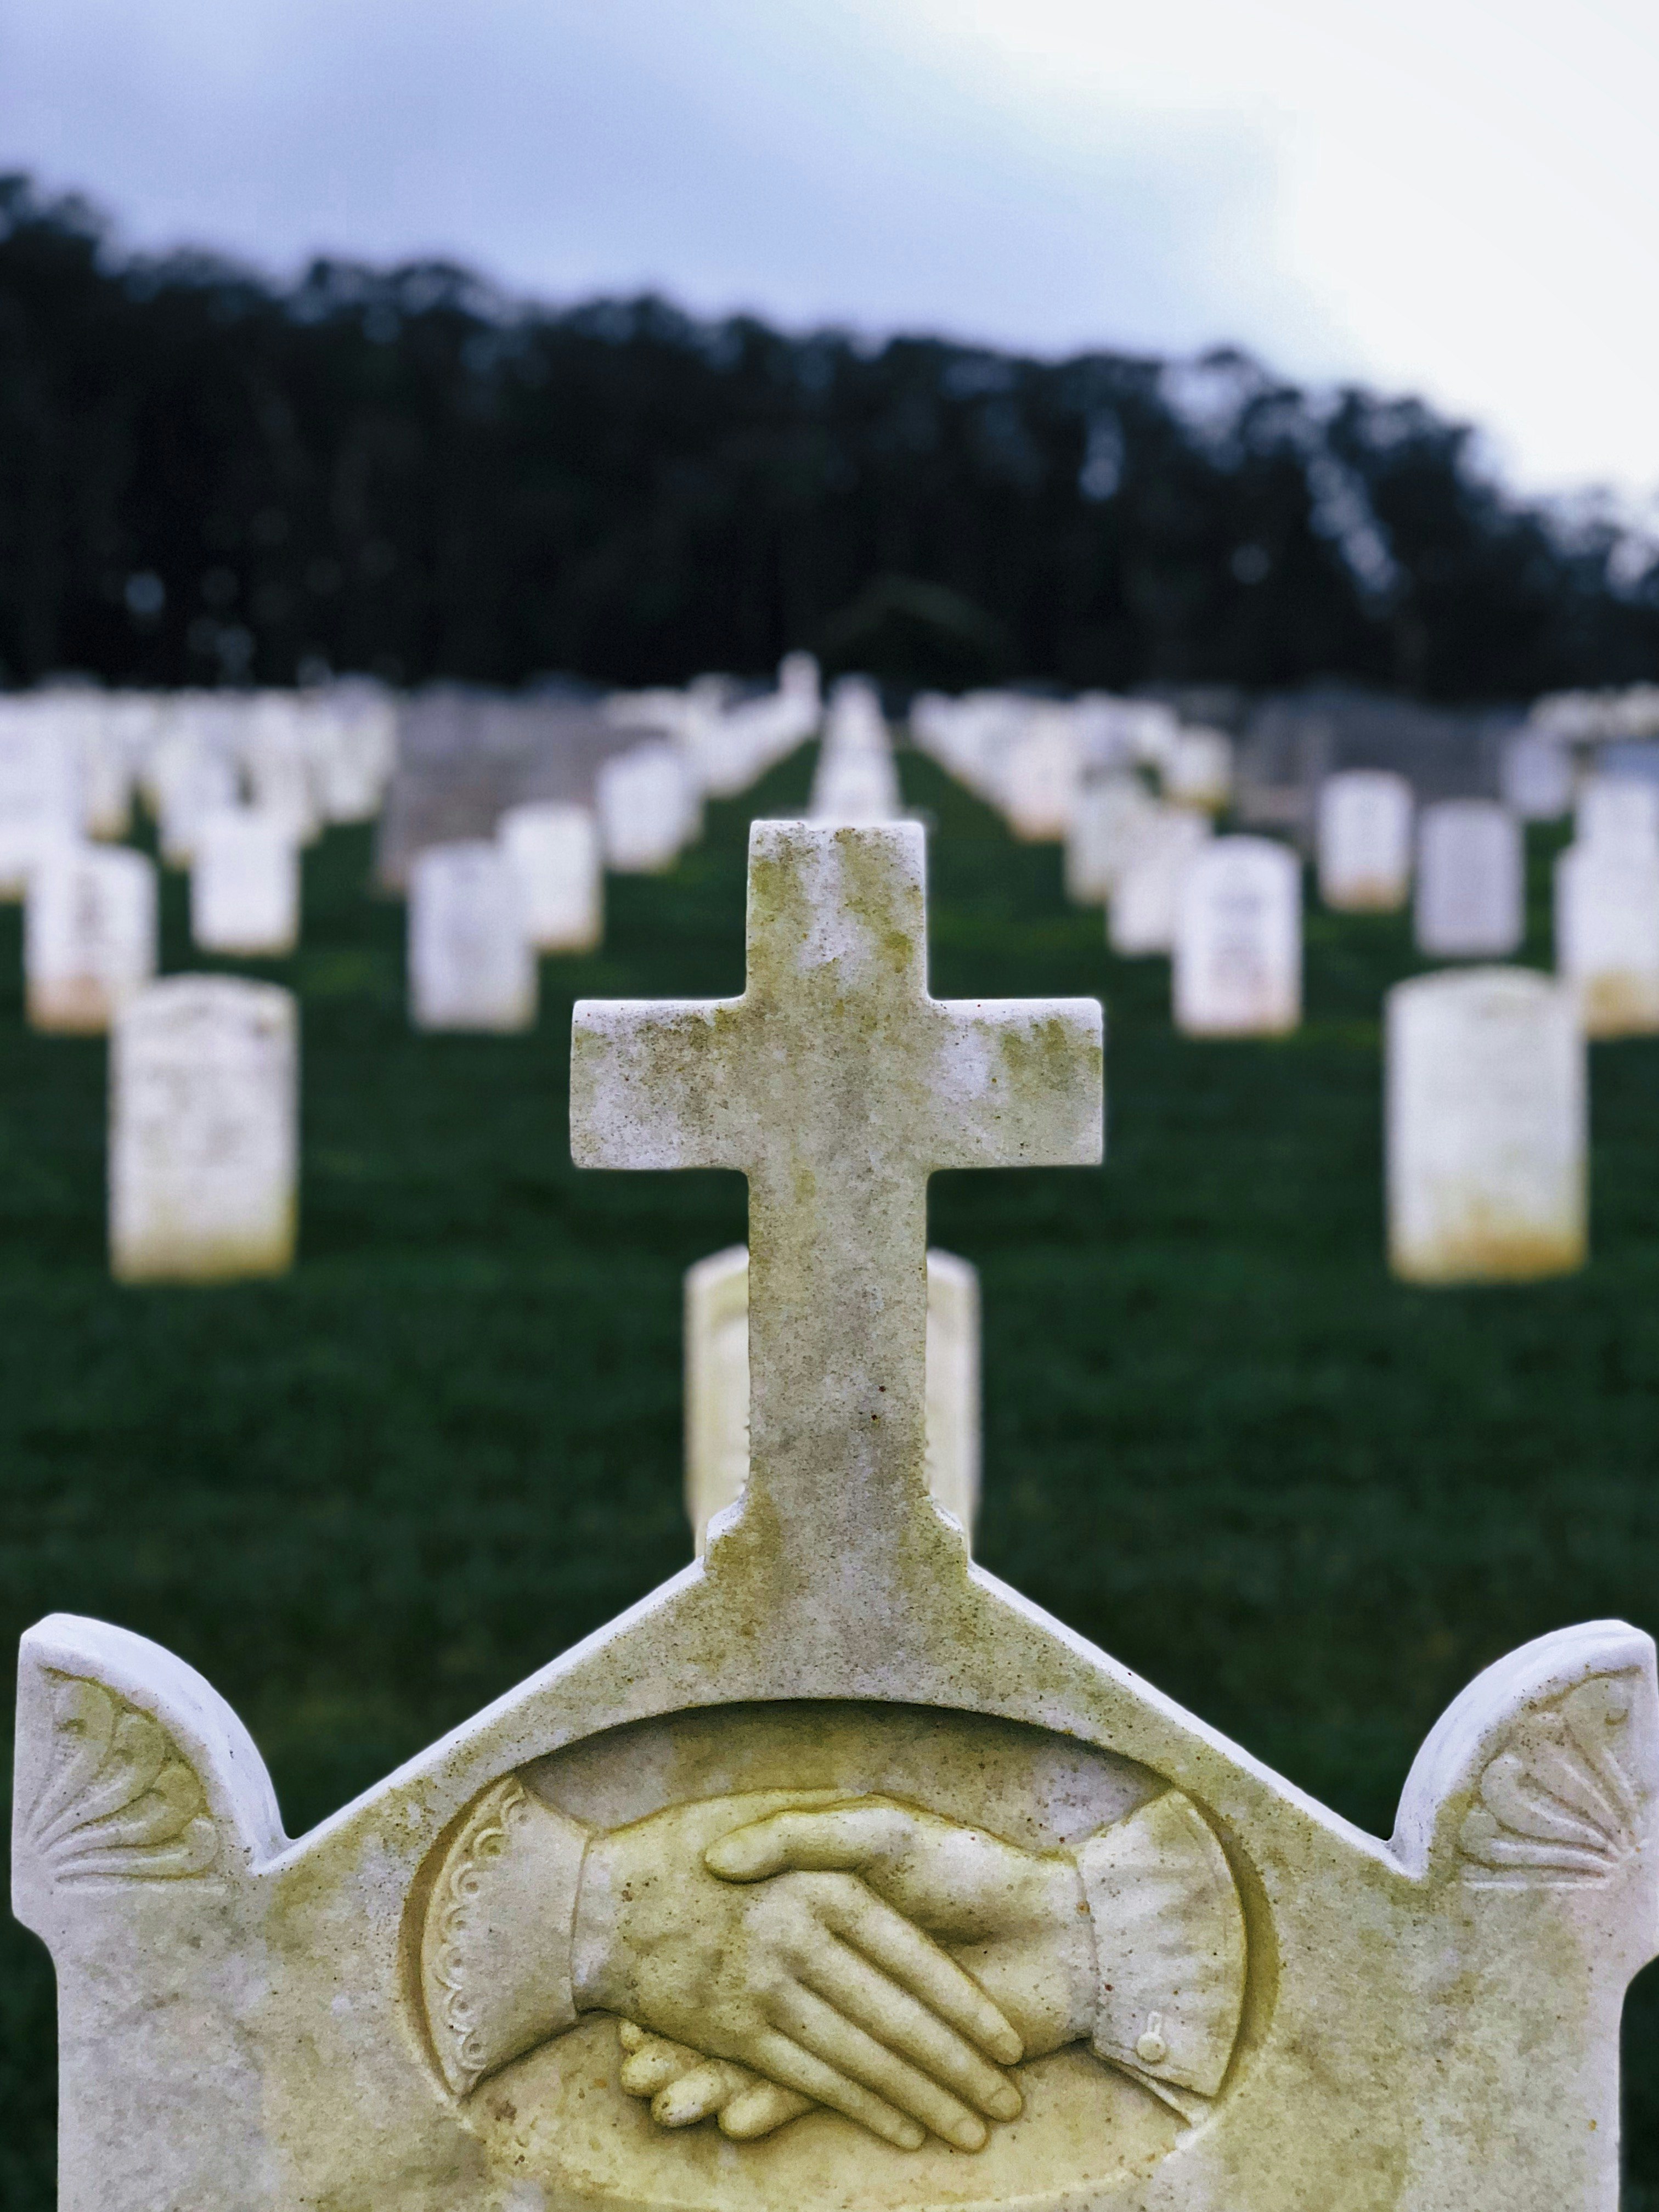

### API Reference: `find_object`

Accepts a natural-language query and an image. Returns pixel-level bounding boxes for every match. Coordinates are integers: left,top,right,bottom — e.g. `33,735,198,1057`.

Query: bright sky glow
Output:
3,0,1656,499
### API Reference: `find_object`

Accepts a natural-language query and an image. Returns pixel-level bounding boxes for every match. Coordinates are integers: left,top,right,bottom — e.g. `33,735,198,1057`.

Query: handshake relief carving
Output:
421,1781,1247,2153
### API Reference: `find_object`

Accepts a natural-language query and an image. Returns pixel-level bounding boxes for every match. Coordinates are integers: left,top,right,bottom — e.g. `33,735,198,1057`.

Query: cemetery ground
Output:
2,749,1659,2205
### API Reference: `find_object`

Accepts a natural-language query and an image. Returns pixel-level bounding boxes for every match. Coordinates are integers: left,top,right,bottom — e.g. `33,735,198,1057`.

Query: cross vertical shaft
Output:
571,821,1102,1573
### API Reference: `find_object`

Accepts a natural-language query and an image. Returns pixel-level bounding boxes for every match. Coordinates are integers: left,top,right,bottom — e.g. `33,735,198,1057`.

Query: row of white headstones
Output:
0,669,828,1287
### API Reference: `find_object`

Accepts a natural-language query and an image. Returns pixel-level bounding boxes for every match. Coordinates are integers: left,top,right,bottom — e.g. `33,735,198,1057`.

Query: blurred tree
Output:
1,173,1655,698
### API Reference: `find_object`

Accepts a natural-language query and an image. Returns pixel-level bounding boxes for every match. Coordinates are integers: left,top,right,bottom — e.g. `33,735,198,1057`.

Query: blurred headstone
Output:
1317,770,1413,911
684,1244,980,1554
307,689,398,823
1109,806,1211,955
1174,837,1301,1036
997,716,1081,840
595,742,701,872
243,701,318,846
1387,968,1585,1282
25,845,156,1034
1064,777,1156,906
1414,802,1523,958
1575,775,1659,857
1164,727,1233,813
408,842,536,1031
1501,736,1573,822
1555,842,1659,1037
499,803,603,953
156,738,241,868
110,976,298,1283
191,811,301,957
0,706,84,895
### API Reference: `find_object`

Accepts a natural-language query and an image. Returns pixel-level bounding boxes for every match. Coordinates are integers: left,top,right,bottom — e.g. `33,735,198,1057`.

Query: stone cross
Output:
572,820,1102,1568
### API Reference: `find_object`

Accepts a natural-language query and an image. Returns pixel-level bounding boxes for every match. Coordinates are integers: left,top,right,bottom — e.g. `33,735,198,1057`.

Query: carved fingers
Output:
578,1802,1025,2151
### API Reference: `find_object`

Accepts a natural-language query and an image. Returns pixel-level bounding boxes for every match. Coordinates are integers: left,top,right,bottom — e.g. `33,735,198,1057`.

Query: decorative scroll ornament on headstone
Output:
12,820,1658,2212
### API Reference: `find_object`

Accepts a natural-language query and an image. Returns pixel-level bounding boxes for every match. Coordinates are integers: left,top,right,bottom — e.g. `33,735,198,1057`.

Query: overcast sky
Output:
4,0,1657,502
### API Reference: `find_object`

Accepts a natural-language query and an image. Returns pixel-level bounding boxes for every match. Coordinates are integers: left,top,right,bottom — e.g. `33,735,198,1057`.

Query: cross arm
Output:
926,998,1104,1171
570,998,751,1171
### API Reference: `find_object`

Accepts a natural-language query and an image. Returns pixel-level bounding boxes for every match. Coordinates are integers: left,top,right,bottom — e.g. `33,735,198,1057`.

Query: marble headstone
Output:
499,803,604,953
998,720,1081,842
1555,842,1659,1037
684,1244,980,1553
1163,727,1232,813
191,811,301,957
596,743,701,873
1576,775,1659,857
0,708,83,895
1317,771,1413,912
1387,967,1585,1282
15,821,1657,2212
1108,805,1211,955
1173,837,1301,1036
1501,736,1573,823
408,842,537,1032
1063,777,1156,906
25,845,157,1034
1414,801,1523,958
108,975,297,1282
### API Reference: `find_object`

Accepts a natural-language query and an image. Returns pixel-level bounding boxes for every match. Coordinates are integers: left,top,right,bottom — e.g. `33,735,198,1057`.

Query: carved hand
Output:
573,1791,1025,2151
617,1796,1098,2142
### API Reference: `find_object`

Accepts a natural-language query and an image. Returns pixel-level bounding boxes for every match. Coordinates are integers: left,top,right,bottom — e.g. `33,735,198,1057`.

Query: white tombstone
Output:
1108,805,1211,955
1174,837,1301,1036
408,842,536,1032
21,820,1659,2212
156,738,241,867
1386,967,1585,1282
1063,776,1156,905
0,706,84,895
1501,735,1573,821
109,976,298,1283
997,718,1081,841
1414,800,1524,958
685,1244,979,1553
191,810,301,957
1163,726,1233,812
243,701,319,845
1317,770,1413,911
499,804,603,953
1555,840,1659,1037
595,743,701,872
25,845,157,1034
1576,775,1659,857
306,691,397,823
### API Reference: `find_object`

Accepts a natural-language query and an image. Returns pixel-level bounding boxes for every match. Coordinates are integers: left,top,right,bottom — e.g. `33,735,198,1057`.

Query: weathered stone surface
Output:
25,845,156,1034
191,810,301,956
684,1244,980,1551
1317,770,1412,911
1414,800,1523,958
1387,967,1585,1281
408,841,537,1032
1108,806,1210,955
1555,840,1659,1037
1173,836,1301,1037
499,803,603,953
108,975,297,1283
17,822,1658,2212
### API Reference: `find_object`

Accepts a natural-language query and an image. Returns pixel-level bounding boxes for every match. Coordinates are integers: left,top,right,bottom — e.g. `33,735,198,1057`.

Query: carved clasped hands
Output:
607,1795,1100,2149
574,1792,1029,2151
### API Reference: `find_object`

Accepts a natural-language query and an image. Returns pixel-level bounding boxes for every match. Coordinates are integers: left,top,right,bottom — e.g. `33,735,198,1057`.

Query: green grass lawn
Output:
2,743,1658,2203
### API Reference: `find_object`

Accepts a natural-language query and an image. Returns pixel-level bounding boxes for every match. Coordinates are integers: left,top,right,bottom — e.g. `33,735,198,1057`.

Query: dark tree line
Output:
1,171,1654,701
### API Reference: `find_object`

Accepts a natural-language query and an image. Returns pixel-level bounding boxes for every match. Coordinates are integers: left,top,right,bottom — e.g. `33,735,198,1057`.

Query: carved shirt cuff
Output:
1078,1788,1246,2104
421,1776,590,2096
